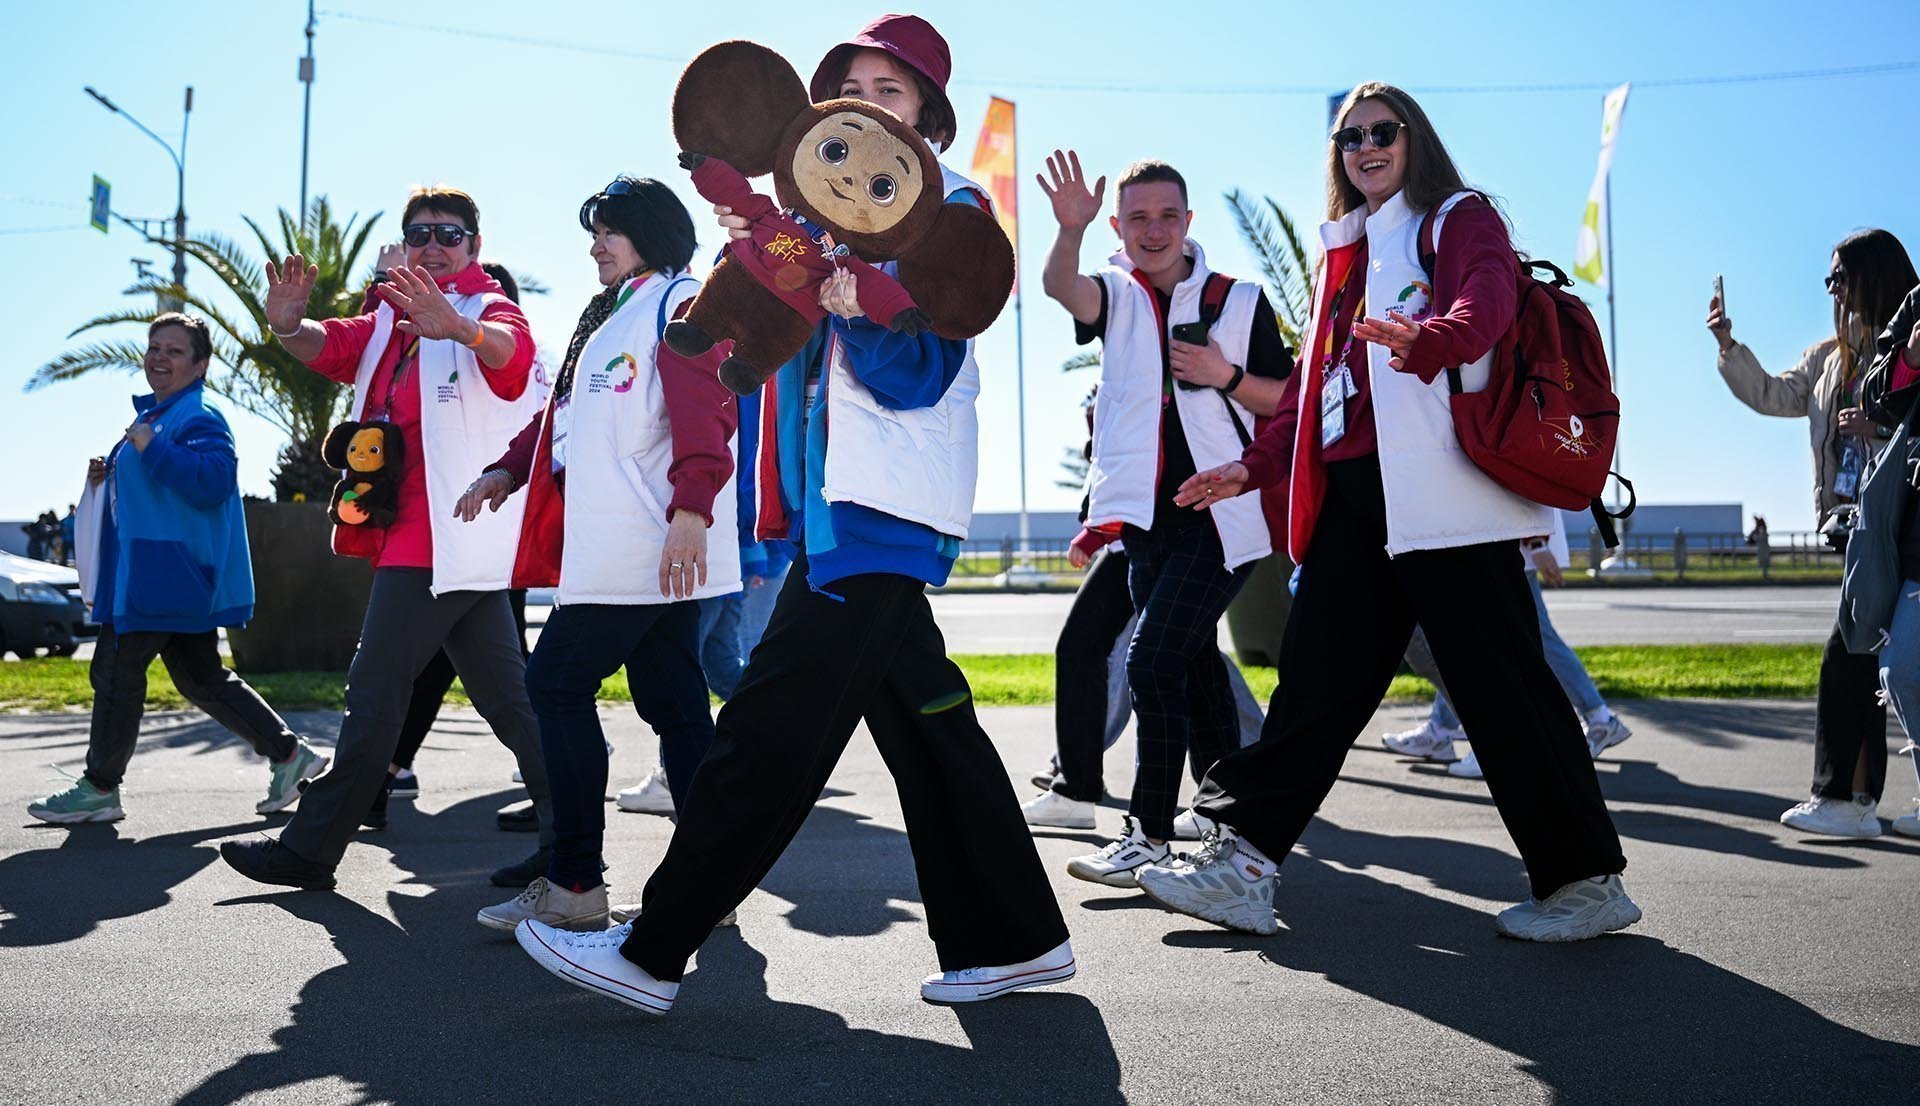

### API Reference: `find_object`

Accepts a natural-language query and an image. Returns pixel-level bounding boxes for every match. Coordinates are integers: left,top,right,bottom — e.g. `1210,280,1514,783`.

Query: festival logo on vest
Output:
610,353,640,394
1396,280,1433,322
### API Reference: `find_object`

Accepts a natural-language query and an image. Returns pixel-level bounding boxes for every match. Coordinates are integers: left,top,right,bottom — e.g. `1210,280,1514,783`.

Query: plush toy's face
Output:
789,110,927,237
345,427,388,474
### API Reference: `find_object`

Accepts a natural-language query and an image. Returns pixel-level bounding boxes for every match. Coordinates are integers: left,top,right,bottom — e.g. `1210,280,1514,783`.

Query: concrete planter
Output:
1224,553,1294,667
227,500,370,673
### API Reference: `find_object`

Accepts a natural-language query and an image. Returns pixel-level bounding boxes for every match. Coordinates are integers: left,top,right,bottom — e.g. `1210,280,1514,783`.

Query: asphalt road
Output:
2,696,1915,1104
922,585,1844,654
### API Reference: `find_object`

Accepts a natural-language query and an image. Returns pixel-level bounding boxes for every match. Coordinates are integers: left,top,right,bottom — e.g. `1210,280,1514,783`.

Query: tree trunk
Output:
228,500,370,672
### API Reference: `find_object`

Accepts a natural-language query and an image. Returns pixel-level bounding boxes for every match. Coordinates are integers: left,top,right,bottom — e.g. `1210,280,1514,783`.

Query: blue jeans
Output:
1432,572,1603,731
1877,579,1920,795
525,601,714,890
737,562,789,666
695,592,746,700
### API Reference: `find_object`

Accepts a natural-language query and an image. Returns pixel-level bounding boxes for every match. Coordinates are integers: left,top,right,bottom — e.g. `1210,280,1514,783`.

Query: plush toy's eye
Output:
867,174,898,206
817,137,849,165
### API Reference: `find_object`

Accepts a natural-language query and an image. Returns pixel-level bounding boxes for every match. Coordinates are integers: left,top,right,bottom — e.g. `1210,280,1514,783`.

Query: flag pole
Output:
1605,170,1622,511
1012,100,1030,548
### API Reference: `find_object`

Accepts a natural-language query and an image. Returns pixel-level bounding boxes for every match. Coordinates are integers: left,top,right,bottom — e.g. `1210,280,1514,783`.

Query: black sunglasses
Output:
1332,120,1407,153
403,222,471,248
578,179,643,232
1824,270,1848,294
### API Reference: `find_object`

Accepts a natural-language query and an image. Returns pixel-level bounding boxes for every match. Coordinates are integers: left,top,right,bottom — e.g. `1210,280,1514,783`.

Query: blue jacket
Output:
735,389,795,582
95,379,254,632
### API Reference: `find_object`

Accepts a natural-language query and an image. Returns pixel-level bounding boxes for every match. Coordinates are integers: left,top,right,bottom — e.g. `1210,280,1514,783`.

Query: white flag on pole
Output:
1573,83,1631,286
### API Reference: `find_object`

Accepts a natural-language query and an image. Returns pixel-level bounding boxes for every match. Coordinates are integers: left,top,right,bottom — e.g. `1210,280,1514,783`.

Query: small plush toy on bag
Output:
664,39,1016,396
321,420,403,528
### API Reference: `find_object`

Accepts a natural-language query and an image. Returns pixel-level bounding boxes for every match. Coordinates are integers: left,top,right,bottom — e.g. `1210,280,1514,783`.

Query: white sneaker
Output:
1446,749,1485,780
920,939,1076,1004
515,919,677,1016
1171,808,1216,840
477,877,609,933
1585,713,1633,759
1066,818,1170,887
609,902,737,928
1892,801,1920,838
1780,796,1882,838
1382,720,1463,762
1495,875,1641,942
1136,830,1279,935
511,767,523,783
1021,789,1096,830
614,767,675,815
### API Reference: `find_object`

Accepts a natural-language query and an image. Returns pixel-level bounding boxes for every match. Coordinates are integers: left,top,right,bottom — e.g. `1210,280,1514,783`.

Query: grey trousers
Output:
84,625,297,791
280,568,553,867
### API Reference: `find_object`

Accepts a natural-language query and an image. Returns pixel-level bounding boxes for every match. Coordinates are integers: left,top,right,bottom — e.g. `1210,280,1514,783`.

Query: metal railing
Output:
1582,530,1839,580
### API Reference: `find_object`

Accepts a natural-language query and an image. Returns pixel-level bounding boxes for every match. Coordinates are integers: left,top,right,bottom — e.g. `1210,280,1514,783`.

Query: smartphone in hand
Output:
1713,273,1725,310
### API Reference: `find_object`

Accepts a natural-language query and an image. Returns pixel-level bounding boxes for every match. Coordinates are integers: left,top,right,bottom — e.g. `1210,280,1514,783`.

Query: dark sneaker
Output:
362,781,389,832
491,846,553,888
220,837,336,891
496,804,539,832
387,770,419,800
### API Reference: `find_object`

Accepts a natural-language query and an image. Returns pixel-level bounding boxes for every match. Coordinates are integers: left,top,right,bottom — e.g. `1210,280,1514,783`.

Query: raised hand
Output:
374,241,407,274
386,266,476,342
1037,149,1105,232
714,203,753,242
1174,461,1250,509
264,254,318,335
1706,295,1733,352
1353,310,1422,372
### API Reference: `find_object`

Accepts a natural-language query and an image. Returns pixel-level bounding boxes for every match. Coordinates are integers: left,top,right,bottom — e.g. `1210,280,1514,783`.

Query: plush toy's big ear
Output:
896,205,1017,341
321,421,361,469
673,41,810,178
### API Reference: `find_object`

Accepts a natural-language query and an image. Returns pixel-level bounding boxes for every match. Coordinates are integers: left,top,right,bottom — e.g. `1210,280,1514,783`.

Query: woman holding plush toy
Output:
453,176,739,935
222,187,556,893
514,16,1074,1016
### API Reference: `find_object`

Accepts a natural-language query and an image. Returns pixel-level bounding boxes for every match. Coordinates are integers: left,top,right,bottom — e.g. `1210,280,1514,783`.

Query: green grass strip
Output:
0,643,1826,714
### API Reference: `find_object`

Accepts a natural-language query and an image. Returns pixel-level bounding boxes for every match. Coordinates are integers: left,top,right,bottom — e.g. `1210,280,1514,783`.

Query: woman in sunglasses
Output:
513,15,1073,1016
223,186,556,892
1140,82,1637,943
453,176,738,933
1712,229,1918,837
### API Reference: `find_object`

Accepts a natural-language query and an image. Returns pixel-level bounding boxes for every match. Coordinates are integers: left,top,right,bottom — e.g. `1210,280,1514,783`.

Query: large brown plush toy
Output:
665,39,1015,396
321,420,403,528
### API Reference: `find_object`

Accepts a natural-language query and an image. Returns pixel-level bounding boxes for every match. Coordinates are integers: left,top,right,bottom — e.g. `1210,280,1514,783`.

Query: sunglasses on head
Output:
578,179,644,231
403,222,471,248
1824,271,1848,294
1332,120,1407,153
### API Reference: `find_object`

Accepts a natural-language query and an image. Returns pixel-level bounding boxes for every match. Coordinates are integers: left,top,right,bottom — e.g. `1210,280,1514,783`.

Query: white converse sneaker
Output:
1446,749,1484,780
1779,795,1882,838
1066,818,1170,887
1171,808,1216,840
1021,789,1096,830
1137,830,1279,935
1585,712,1633,759
1495,874,1641,942
614,767,675,815
477,877,609,933
515,919,677,1015
920,940,1076,1004
1382,719,1463,762
609,902,737,928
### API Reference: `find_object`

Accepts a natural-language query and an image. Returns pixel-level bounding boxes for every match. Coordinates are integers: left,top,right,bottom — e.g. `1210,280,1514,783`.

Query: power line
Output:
316,10,1920,97
0,224,88,236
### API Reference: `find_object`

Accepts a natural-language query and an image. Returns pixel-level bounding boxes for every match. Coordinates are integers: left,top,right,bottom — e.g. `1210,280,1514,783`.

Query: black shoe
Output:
387,771,419,800
220,837,336,890
491,846,552,888
496,803,538,832
362,782,389,832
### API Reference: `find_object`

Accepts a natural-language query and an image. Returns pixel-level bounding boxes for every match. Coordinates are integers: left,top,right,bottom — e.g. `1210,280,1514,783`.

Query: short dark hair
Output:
1116,160,1188,208
578,176,697,275
480,262,521,304
149,312,212,363
403,186,479,232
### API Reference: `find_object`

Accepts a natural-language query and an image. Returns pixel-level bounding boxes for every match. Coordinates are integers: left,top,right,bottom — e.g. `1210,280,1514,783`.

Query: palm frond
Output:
66,307,166,339
1060,350,1099,373
28,341,149,390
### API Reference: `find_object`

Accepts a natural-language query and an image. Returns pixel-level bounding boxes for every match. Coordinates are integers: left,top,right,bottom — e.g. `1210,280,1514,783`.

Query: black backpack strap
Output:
1196,273,1254,447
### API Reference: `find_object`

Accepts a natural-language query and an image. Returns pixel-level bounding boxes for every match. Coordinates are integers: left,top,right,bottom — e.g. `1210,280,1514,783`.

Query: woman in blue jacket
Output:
28,314,327,824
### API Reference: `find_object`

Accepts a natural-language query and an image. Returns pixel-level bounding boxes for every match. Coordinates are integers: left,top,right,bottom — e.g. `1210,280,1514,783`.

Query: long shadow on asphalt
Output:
177,790,1122,1105
1161,819,1916,1104
0,820,265,948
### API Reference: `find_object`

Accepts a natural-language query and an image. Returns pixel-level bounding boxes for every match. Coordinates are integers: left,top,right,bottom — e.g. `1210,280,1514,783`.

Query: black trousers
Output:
621,557,1069,982
1811,623,1888,801
1052,548,1133,803
1195,457,1626,900
391,589,528,771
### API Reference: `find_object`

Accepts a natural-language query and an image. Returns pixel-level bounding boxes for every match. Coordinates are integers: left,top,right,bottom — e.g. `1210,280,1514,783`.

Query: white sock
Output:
1584,706,1615,727
1230,835,1276,882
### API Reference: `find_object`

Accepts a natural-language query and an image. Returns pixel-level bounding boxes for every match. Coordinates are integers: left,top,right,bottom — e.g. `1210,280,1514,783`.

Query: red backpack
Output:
1418,204,1635,545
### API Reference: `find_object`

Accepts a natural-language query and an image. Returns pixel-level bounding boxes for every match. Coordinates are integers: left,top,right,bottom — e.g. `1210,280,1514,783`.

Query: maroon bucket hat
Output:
809,14,957,145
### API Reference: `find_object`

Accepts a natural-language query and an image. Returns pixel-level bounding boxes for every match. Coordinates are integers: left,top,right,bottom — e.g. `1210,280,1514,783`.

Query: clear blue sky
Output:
4,0,1916,535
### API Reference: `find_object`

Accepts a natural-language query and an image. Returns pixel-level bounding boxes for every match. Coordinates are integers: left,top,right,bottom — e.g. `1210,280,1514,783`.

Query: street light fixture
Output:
85,84,192,309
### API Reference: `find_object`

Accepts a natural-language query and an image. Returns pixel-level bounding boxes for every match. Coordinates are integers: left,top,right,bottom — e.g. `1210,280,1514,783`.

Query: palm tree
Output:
1224,189,1313,348
30,196,382,501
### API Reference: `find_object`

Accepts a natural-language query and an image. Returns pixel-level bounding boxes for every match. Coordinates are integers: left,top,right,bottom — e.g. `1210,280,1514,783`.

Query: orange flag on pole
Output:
969,96,1019,285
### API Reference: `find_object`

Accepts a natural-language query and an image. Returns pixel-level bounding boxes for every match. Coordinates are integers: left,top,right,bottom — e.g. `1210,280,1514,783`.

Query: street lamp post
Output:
85,84,192,309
